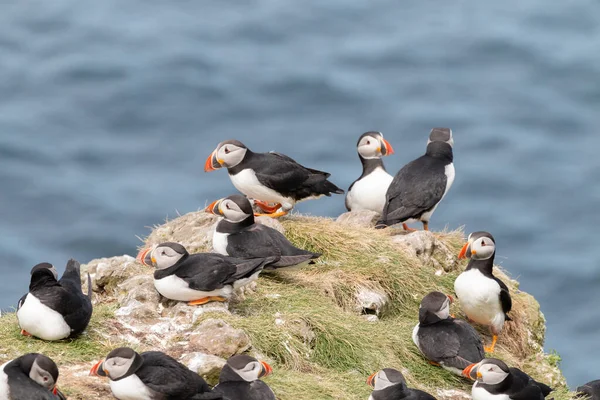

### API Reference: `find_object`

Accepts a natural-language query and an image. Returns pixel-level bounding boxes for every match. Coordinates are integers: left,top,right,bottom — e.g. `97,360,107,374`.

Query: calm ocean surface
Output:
1,0,598,388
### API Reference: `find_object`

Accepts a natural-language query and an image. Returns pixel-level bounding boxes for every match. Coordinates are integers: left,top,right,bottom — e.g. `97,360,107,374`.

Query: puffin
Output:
345,131,395,214
578,380,600,399
136,242,276,305
412,291,485,376
213,355,275,400
0,353,66,400
205,194,321,268
454,231,512,353
16,259,93,341
204,139,344,218
90,347,224,400
463,358,553,399
377,128,455,231
367,368,436,399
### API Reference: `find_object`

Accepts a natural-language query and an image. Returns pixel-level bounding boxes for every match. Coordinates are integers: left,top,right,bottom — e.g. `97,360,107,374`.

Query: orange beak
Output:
52,386,58,395
458,242,470,259
204,150,222,172
367,371,377,387
447,294,454,303
136,248,152,266
381,138,394,156
259,361,273,378
204,199,223,216
89,360,107,377
462,363,478,380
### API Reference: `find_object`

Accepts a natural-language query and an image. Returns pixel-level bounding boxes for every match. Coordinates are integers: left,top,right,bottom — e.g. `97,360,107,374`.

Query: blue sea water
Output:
0,0,599,388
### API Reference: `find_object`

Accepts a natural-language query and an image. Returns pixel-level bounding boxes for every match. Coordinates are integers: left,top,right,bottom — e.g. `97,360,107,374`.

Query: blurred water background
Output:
1,0,599,388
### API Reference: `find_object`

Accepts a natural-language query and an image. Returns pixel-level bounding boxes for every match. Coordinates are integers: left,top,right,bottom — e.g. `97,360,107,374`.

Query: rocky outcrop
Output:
0,211,572,399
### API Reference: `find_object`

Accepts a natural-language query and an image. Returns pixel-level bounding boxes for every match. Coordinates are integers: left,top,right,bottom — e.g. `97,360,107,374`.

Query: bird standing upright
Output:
454,232,512,353
346,131,395,214
377,128,454,230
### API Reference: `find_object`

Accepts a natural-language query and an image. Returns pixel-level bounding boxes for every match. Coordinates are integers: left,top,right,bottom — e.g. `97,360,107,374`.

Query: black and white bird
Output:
577,379,600,399
90,347,224,400
0,353,66,400
204,139,344,218
377,128,455,231
136,242,276,305
367,368,436,400
454,232,512,353
345,132,395,214
213,355,275,400
412,291,484,376
463,358,552,400
205,194,321,269
17,260,93,341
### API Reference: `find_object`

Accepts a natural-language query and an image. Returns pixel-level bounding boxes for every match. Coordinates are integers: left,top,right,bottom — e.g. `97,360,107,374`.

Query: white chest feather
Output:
109,375,155,400
454,269,505,331
472,382,510,400
154,275,232,302
213,231,230,256
411,323,420,349
230,169,294,208
443,163,455,198
0,363,9,400
346,167,393,213
16,294,71,340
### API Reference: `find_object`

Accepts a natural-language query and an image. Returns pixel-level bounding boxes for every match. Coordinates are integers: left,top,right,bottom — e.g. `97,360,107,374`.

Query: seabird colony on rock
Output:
2,129,572,400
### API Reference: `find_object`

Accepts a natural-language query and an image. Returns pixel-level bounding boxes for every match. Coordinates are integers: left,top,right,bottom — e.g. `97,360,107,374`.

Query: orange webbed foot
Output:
402,223,417,232
20,329,32,336
254,200,282,214
254,210,289,219
188,296,227,306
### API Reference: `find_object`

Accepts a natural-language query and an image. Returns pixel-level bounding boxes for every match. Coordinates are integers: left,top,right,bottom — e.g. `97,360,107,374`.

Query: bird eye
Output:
43,377,48,382
481,240,485,246
162,251,166,256
226,204,230,209
224,147,230,154
366,140,370,145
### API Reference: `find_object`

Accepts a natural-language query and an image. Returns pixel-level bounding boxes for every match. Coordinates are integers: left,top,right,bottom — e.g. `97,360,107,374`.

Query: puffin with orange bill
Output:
367,368,436,399
454,231,512,353
136,242,276,305
0,353,66,399
463,358,552,399
205,194,320,268
377,128,455,230
90,347,224,400
412,291,485,376
204,139,344,217
346,131,395,214
213,355,275,400
16,259,92,341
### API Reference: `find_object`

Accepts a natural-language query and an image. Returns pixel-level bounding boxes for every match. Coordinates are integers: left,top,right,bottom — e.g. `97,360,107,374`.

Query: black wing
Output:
493,277,513,318
227,224,318,259
454,319,485,364
138,352,212,399
381,156,446,225
214,380,275,400
252,152,343,199
170,254,267,291
58,259,83,292
510,368,553,397
509,384,544,400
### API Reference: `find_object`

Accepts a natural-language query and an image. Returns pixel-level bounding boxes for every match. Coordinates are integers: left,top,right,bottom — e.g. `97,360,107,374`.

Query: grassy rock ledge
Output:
0,210,574,399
